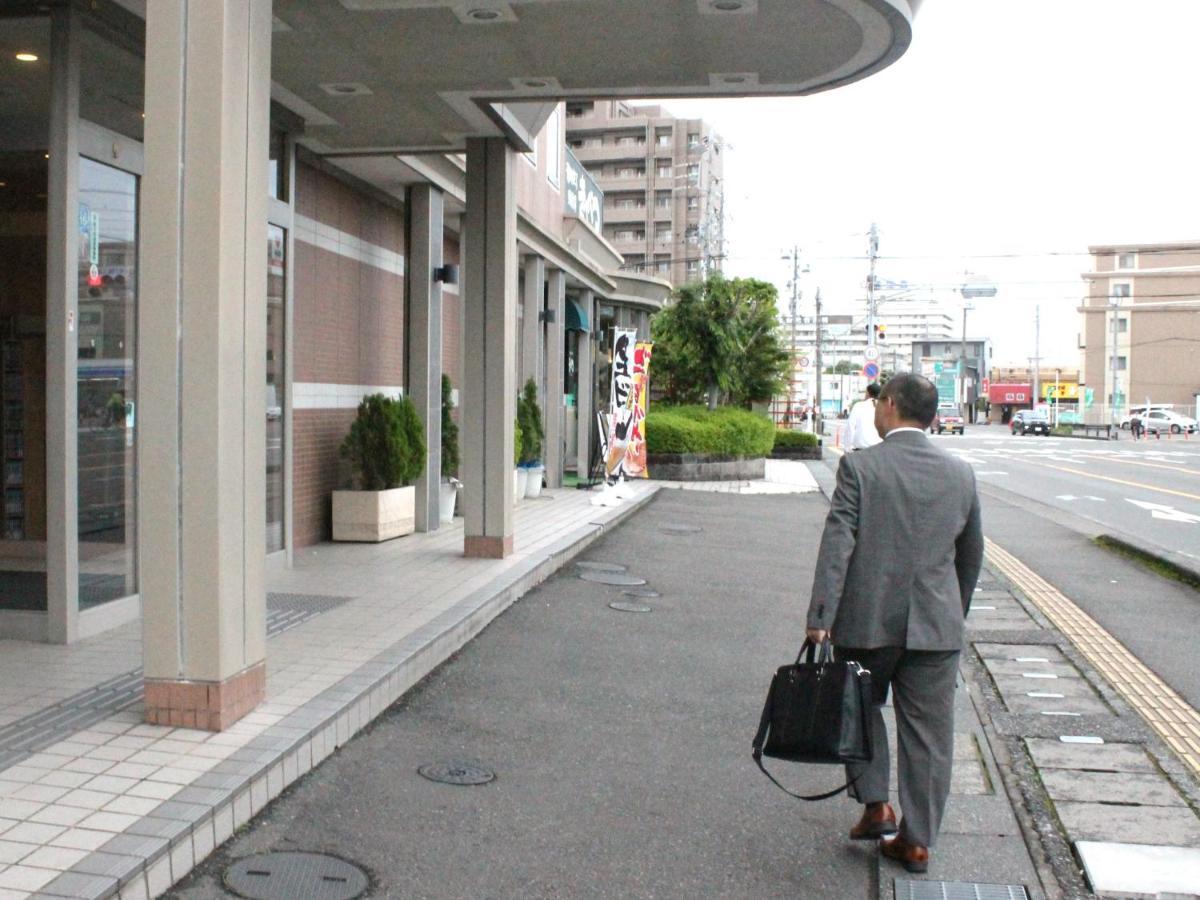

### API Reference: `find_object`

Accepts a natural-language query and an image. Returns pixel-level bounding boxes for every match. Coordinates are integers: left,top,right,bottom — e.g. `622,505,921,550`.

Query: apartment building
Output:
566,100,724,287
1080,242,1200,419
780,299,956,370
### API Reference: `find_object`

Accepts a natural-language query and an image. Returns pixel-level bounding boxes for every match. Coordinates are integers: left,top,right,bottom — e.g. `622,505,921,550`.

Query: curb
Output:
1093,533,1200,591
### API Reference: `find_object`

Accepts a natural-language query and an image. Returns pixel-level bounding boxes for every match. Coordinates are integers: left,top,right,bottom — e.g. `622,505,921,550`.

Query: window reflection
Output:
77,157,137,608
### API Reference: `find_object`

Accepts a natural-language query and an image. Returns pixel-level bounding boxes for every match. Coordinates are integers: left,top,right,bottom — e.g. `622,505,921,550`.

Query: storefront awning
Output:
988,384,1031,404
566,297,590,333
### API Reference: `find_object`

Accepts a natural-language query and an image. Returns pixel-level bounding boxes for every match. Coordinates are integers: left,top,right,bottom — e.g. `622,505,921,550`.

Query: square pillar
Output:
544,270,566,488
575,290,595,479
409,185,444,532
521,256,544,390
139,0,271,730
462,138,517,559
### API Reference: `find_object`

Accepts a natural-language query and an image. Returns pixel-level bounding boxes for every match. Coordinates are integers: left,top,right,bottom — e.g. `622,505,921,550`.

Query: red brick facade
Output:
292,162,407,547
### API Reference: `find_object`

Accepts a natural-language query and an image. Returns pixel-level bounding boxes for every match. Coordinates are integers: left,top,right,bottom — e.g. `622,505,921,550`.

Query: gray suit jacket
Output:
807,429,984,650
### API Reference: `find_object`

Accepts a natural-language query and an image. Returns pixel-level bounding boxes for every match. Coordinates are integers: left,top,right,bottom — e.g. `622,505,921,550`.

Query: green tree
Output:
440,374,459,479
650,274,790,410
824,360,856,375
340,394,426,490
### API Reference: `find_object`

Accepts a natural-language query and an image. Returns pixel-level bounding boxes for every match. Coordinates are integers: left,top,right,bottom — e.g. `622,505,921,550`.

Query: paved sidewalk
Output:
0,485,657,898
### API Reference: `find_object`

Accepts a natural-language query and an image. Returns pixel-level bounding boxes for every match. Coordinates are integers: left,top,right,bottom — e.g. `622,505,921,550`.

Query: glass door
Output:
76,157,137,608
266,224,286,553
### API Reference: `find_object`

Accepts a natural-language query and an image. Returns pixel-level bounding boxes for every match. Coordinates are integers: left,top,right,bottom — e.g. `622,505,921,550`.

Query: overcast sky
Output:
657,0,1200,367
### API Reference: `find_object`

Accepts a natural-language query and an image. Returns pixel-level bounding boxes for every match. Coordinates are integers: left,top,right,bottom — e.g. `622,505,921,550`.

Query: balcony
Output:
594,175,651,193
570,142,649,165
605,205,649,225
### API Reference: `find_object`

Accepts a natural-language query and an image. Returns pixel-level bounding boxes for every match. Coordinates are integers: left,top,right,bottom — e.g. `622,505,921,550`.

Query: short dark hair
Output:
865,382,881,399
880,373,939,426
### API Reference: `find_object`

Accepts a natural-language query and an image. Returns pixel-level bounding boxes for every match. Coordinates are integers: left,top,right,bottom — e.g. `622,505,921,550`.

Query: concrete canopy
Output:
271,0,920,154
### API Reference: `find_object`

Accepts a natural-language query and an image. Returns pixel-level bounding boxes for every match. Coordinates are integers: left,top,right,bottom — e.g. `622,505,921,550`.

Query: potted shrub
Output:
439,374,461,524
333,393,426,541
513,417,525,503
517,378,545,498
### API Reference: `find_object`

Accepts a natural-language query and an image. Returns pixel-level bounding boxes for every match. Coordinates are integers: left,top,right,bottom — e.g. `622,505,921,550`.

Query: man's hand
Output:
806,627,829,644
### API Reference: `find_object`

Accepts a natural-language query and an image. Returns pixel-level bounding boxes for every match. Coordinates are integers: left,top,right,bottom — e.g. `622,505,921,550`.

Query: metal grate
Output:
895,880,1030,900
267,593,353,638
0,594,351,775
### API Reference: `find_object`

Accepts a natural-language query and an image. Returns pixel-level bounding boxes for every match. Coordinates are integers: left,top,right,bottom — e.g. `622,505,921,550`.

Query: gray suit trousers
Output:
839,647,960,849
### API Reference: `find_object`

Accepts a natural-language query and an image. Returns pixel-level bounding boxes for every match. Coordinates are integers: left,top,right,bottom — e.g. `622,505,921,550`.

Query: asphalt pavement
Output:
172,490,890,899
933,426,1200,568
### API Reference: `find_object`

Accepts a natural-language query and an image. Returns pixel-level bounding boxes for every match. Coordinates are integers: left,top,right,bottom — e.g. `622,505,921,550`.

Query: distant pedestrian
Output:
844,382,882,450
806,373,984,873
1131,414,1144,440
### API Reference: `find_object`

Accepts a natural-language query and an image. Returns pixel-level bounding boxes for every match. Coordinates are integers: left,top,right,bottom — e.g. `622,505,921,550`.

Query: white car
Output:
1142,409,1197,435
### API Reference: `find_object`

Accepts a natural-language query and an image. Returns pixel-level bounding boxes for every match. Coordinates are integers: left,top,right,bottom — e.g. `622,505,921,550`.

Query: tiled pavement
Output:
0,483,658,899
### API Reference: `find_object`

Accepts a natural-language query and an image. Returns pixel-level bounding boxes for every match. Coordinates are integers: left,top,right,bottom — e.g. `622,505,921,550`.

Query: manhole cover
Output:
621,587,659,598
576,561,627,573
579,571,647,586
418,762,496,785
661,523,703,534
225,852,368,900
894,881,1029,900
609,601,653,613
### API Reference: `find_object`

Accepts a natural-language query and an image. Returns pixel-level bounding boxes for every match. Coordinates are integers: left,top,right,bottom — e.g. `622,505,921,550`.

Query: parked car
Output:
1142,409,1198,435
934,405,964,435
1119,404,1173,430
1011,410,1050,436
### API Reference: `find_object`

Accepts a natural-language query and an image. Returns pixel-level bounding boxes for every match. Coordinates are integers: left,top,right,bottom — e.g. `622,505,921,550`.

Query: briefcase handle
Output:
797,638,835,666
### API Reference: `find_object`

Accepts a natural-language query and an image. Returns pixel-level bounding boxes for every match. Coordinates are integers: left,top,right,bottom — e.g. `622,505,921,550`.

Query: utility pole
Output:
1109,293,1121,426
959,304,972,422
782,246,802,425
1030,305,1041,414
866,222,879,349
815,287,824,429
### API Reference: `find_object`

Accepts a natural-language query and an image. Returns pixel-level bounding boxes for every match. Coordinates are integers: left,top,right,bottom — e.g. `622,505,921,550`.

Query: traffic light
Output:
877,324,886,341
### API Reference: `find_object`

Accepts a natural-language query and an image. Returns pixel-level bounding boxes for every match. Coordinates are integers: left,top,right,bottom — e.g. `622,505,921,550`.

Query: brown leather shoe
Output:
849,802,898,841
880,834,930,873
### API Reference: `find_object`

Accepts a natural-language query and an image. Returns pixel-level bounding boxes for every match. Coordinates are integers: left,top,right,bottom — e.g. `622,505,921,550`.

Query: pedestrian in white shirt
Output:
845,382,883,450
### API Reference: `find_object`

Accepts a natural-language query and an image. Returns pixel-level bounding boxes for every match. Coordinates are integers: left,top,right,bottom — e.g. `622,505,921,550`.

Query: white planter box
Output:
524,465,545,498
439,480,458,525
332,486,416,542
514,467,527,503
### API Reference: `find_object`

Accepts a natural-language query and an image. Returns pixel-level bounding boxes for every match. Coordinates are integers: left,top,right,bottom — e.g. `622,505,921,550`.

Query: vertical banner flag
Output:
604,329,637,479
623,341,653,478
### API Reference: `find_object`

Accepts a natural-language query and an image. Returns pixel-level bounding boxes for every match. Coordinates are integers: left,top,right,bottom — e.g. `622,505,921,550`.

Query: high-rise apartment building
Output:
566,100,724,288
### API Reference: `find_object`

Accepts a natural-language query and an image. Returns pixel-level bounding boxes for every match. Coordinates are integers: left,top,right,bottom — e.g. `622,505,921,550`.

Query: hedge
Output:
773,429,819,450
644,405,775,457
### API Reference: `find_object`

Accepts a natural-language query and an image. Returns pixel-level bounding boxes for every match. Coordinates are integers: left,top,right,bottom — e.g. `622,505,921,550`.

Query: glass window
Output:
1117,252,1135,269
266,226,286,553
268,129,288,201
546,108,561,188
0,16,52,613
80,25,144,142
77,158,137,608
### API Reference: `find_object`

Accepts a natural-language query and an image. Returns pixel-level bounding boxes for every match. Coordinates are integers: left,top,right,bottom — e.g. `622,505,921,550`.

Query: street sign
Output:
934,362,944,375
863,346,880,362
863,362,880,380
798,356,810,368
982,378,990,393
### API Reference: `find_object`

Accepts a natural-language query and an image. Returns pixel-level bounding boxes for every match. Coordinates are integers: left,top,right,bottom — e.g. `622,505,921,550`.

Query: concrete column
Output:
544,270,566,488
575,290,595,479
139,0,271,730
462,138,517,559
521,256,544,391
408,185,443,532
45,7,80,643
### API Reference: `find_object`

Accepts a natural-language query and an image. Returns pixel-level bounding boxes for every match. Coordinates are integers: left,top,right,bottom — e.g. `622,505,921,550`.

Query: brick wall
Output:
291,161,406,547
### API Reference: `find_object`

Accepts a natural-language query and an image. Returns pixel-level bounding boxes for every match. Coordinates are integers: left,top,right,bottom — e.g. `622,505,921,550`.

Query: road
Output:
171,490,888,900
932,426,1200,567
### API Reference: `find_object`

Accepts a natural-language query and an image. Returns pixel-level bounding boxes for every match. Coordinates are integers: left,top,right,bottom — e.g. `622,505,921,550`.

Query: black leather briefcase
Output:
751,639,873,800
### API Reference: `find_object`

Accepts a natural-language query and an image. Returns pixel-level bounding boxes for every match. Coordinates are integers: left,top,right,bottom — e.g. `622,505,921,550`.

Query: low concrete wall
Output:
646,454,765,481
769,445,823,461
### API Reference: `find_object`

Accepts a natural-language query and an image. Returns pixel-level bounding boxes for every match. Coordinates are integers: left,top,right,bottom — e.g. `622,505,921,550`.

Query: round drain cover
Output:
224,852,367,900
622,587,659,598
579,571,647,586
418,762,496,785
609,601,653,613
661,523,703,535
575,560,627,573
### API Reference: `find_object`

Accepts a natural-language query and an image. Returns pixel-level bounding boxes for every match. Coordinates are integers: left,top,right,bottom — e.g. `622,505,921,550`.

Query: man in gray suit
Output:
806,373,983,873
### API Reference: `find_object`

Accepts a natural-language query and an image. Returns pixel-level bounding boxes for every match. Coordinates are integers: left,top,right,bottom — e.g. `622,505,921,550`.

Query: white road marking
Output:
1124,499,1200,524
